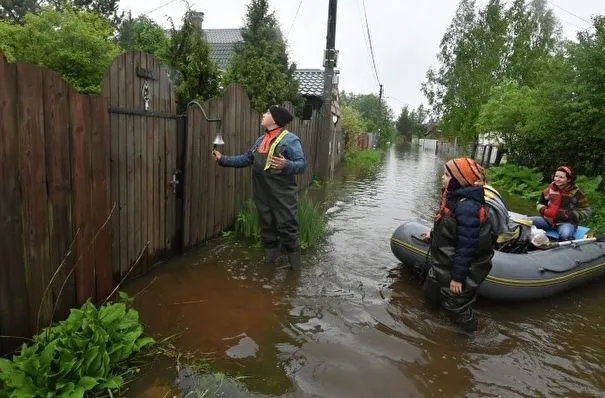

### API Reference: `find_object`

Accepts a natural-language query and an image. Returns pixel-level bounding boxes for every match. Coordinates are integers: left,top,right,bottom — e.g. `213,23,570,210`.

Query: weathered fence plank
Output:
18,63,53,329
42,70,74,321
69,90,95,306
132,52,143,274
0,56,30,355
90,95,112,303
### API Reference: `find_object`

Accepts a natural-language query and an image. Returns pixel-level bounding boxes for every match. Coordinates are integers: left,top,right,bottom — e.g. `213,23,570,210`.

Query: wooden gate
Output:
102,52,182,280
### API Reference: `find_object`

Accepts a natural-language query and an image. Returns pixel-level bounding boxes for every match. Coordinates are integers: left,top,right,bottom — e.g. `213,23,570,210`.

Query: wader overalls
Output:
253,130,301,268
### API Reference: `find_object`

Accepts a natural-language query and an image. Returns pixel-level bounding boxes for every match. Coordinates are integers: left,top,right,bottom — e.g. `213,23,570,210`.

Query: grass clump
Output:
343,149,383,173
233,195,326,249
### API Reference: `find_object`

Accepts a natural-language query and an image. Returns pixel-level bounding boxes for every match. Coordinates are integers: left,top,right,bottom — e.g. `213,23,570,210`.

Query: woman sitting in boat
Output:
420,158,495,332
530,165,592,241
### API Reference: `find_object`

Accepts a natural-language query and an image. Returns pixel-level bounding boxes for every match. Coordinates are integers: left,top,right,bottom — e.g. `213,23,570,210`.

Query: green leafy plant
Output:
0,292,154,397
486,164,545,200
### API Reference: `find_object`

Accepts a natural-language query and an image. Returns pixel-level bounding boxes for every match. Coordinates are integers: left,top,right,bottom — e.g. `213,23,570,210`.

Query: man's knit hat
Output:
269,105,293,127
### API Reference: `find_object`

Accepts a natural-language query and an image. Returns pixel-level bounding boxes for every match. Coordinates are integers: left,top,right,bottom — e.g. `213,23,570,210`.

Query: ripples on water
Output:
125,147,604,397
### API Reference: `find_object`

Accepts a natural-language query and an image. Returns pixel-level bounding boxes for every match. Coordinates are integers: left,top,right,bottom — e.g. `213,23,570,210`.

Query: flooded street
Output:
125,147,605,397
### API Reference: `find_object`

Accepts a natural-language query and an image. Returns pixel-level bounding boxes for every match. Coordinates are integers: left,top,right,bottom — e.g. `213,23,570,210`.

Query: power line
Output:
385,95,407,105
549,1,591,25
286,0,304,39
355,0,373,77
361,0,381,87
142,0,180,17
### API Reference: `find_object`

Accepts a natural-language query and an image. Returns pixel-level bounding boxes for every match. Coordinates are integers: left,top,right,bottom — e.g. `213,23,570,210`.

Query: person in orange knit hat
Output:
530,165,591,240
420,158,495,332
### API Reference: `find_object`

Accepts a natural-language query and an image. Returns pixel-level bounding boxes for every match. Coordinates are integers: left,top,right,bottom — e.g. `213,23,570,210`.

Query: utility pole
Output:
377,84,383,146
318,0,338,180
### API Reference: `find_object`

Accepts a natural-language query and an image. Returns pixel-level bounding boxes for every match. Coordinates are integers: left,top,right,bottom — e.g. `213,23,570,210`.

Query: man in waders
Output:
211,105,306,269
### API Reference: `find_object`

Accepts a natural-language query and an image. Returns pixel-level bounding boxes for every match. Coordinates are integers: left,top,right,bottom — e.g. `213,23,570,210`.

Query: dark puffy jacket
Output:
430,186,495,287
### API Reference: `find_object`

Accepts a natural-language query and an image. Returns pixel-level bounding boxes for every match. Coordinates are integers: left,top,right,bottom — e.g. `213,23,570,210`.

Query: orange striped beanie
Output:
445,158,486,188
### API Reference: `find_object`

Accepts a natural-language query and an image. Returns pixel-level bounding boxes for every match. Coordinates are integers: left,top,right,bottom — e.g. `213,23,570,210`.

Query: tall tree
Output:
223,0,301,112
396,106,415,138
563,16,605,177
340,105,366,149
341,91,396,146
117,12,169,63
397,105,428,138
504,0,560,86
167,10,221,113
422,0,477,120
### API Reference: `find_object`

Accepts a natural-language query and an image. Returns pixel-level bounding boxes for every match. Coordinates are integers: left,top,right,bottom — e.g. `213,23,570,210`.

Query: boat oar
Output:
540,235,605,249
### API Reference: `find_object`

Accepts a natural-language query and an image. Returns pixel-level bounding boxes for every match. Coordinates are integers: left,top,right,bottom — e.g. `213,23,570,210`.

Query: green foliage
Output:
423,0,560,144
117,12,169,63
0,7,121,93
487,164,605,232
0,292,154,397
343,149,383,174
475,15,605,178
1,0,122,25
340,91,395,146
223,0,302,113
297,195,327,249
340,105,366,149
475,79,536,148
234,199,261,242
486,164,545,199
167,10,221,113
233,196,326,250
427,0,604,180
396,105,428,138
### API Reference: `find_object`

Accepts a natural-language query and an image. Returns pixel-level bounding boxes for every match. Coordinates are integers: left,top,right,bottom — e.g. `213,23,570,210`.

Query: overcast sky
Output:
119,0,603,115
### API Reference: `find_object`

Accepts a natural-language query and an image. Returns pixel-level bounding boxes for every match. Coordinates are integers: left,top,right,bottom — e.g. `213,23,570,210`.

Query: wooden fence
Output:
0,55,112,355
0,51,339,356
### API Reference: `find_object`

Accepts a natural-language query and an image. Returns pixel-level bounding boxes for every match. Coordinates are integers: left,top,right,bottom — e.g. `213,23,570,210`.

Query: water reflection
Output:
125,146,605,397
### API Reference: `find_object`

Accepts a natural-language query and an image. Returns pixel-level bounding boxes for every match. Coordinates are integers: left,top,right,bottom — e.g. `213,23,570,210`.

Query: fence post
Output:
485,145,494,167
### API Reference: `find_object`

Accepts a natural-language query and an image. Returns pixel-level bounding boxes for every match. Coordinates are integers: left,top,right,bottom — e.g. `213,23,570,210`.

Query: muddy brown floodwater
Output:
124,147,605,398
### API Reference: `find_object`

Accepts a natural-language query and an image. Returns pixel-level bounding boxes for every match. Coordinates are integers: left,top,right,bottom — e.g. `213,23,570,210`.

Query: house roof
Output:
204,28,243,43
200,28,336,100
203,28,242,70
293,69,324,97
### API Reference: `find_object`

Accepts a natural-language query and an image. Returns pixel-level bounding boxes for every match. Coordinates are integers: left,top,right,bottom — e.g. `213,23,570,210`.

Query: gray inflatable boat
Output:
390,221,605,301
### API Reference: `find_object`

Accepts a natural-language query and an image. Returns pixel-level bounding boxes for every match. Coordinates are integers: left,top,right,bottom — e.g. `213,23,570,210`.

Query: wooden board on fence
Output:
89,95,112,303
132,52,143,273
42,69,75,321
69,89,96,306
0,56,30,354
223,86,237,230
17,63,53,330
